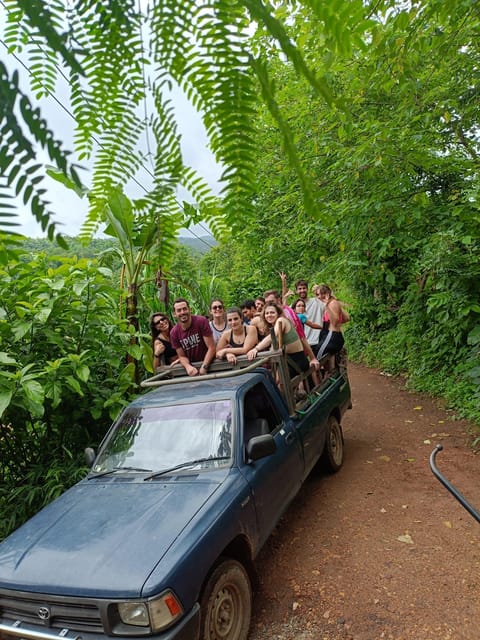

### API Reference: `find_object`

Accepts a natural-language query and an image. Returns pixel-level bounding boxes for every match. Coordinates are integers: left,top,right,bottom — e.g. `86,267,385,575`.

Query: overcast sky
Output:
3,44,221,239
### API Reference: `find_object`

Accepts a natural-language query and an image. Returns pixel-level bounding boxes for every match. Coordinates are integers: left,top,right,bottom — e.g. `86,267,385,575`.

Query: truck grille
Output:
0,591,103,633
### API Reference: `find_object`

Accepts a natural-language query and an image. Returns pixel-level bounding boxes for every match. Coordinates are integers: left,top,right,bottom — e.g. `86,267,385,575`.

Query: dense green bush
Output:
0,250,138,539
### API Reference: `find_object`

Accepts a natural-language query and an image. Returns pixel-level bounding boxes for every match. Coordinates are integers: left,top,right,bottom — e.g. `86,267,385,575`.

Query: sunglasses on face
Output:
212,305,223,310
154,318,167,325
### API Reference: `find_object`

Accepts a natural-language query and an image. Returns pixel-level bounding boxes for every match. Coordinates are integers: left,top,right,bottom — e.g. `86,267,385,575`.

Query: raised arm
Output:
282,288,295,305
279,271,288,299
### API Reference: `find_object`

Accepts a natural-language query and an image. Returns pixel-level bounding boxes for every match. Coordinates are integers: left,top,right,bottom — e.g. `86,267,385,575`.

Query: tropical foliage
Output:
0,244,137,538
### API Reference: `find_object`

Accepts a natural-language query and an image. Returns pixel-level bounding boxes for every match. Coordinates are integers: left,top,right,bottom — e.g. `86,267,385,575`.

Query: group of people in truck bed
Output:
150,274,349,379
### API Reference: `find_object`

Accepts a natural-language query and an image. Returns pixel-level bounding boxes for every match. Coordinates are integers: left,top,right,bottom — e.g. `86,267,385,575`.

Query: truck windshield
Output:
92,400,233,474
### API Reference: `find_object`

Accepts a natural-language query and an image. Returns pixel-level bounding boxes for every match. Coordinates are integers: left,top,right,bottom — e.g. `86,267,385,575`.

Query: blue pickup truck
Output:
0,351,351,640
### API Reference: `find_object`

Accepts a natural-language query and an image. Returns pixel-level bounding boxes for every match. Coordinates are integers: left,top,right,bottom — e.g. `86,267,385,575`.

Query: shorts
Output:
286,351,310,379
317,330,345,358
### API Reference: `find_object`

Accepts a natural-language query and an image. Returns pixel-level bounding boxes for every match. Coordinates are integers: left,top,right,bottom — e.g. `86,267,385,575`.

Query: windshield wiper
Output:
144,457,230,481
88,466,153,479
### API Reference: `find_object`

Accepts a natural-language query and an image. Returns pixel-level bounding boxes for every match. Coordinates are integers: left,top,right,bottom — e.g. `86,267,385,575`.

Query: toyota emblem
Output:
37,607,51,621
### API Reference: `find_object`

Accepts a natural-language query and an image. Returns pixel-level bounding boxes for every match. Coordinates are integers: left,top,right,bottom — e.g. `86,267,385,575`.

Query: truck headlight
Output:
117,591,183,632
118,602,149,627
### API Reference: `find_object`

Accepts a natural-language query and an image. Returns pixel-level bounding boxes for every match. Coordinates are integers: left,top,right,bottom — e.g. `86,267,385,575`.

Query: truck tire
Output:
200,558,252,640
321,415,344,473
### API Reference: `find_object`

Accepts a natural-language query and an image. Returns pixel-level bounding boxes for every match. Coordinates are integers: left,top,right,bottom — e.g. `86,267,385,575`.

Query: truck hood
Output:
0,475,223,597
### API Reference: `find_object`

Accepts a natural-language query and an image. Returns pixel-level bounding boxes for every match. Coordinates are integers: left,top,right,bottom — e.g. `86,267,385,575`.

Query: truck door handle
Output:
285,432,295,445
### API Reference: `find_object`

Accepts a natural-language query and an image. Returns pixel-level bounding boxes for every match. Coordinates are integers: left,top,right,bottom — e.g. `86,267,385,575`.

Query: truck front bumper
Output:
0,604,200,640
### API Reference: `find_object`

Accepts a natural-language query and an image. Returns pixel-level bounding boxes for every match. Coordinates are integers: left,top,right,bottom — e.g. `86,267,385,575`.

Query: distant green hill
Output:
18,234,216,258
179,235,217,254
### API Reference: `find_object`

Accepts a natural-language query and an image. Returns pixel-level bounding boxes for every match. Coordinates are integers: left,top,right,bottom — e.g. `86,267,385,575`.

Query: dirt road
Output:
249,362,480,640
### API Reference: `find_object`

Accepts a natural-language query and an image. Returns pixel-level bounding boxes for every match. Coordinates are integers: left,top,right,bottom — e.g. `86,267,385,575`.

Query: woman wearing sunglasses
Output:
150,313,178,369
208,299,228,344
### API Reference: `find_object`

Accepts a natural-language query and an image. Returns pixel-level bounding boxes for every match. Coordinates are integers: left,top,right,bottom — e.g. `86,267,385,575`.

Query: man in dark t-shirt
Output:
170,298,216,376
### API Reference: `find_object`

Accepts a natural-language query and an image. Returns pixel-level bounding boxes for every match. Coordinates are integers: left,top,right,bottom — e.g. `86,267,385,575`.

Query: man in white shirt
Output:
295,279,325,353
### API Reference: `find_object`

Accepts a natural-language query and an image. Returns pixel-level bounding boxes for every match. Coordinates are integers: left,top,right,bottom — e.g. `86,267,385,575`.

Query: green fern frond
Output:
69,0,145,141
2,0,27,52
21,0,67,98
0,61,81,240
70,71,98,159
129,191,183,272
15,0,83,74
80,109,146,239
151,0,258,229
148,83,223,239
149,86,184,186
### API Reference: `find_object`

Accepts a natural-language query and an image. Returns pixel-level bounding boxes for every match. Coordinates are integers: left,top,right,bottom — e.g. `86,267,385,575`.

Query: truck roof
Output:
133,369,270,408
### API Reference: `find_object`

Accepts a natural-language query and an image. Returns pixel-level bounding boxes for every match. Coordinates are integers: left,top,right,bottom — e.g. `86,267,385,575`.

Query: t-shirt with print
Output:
170,315,213,363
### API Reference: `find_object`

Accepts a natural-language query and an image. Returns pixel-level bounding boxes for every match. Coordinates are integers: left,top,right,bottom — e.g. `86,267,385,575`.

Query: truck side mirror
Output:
84,447,96,467
246,434,276,462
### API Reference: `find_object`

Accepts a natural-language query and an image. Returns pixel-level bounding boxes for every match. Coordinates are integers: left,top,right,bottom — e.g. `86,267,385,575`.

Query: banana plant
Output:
98,186,181,333
47,169,184,379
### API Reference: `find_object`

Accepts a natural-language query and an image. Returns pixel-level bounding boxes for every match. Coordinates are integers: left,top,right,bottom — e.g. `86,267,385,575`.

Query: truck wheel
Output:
321,415,344,473
200,558,252,640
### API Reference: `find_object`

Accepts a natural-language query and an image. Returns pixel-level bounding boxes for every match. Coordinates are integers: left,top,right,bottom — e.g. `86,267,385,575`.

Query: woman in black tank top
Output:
229,325,247,347
216,307,258,364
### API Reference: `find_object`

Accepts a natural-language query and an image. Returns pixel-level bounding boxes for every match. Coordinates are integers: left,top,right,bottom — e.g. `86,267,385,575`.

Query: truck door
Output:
239,382,304,544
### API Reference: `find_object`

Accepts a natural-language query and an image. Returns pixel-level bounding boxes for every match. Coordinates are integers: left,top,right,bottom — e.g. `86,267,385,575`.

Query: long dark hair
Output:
291,298,305,311
150,312,172,345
